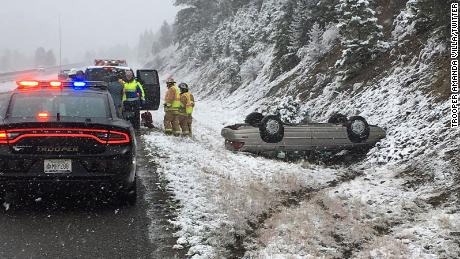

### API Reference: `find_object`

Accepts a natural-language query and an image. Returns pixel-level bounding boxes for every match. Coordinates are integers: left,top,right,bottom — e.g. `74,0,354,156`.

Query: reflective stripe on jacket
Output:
164,85,181,111
122,80,145,102
180,92,195,115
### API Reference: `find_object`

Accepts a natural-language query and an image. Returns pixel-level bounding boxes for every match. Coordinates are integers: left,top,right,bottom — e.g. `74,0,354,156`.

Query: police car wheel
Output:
118,181,137,206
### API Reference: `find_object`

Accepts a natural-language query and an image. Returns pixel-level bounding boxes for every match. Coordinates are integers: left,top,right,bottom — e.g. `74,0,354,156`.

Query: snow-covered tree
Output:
265,96,309,124
137,29,155,62
271,0,300,79
240,55,264,81
158,21,174,48
297,22,324,60
289,0,312,52
335,0,387,77
409,0,452,41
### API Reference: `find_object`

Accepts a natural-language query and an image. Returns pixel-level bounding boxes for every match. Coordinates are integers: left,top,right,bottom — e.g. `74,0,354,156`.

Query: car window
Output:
86,68,110,81
0,93,10,119
86,68,128,82
138,71,158,85
9,92,110,119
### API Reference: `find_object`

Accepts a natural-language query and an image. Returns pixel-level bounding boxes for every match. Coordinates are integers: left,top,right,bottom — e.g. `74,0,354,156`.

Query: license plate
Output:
44,159,72,174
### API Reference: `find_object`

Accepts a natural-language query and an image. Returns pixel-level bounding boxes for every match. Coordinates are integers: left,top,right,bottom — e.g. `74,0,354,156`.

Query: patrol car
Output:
0,80,144,204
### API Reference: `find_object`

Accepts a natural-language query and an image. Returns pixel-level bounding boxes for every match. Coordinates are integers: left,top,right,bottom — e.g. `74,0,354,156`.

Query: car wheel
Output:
118,180,137,206
328,113,348,124
245,112,264,127
259,115,284,143
347,116,370,143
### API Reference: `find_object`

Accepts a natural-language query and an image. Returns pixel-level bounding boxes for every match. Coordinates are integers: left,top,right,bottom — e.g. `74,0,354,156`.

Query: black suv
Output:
0,80,140,204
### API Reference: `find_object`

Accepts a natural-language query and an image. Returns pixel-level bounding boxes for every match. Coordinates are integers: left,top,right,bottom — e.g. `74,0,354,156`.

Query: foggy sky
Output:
0,0,178,61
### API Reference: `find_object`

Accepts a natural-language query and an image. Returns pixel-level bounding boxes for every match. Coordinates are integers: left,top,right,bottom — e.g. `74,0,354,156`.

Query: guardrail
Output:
0,63,86,82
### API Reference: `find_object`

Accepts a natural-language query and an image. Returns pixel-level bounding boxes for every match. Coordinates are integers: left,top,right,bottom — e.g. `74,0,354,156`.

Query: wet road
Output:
0,136,184,259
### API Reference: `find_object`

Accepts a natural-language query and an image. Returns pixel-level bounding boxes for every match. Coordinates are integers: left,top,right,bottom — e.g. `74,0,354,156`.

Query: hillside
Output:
143,0,459,258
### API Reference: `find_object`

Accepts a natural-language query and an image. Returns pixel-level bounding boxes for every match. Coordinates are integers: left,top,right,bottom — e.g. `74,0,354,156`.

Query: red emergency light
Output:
37,112,49,119
49,81,62,87
17,81,39,88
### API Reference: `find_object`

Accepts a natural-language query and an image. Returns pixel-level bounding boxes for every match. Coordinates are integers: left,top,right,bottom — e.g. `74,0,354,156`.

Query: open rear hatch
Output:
136,69,160,110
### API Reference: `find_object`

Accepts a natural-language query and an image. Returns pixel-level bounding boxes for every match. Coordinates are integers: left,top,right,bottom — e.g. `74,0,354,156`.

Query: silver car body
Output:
221,123,386,152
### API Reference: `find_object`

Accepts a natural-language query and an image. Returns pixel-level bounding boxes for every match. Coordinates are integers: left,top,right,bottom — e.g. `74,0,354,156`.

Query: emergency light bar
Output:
16,80,108,90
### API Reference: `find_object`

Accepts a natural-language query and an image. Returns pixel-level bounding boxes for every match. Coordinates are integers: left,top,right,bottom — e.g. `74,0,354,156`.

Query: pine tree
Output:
335,0,386,77
410,0,452,41
159,21,174,48
289,0,312,51
268,96,308,124
312,0,340,26
271,0,300,80
305,22,324,60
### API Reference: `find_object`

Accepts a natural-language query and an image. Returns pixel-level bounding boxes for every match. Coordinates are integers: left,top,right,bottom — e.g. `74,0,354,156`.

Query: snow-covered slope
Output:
142,0,459,258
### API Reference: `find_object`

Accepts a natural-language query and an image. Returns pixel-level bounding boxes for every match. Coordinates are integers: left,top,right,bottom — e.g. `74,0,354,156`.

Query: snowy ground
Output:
142,101,354,258
142,95,460,258
141,35,460,258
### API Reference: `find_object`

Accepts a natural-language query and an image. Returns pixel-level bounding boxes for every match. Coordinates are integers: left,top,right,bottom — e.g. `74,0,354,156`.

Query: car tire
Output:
328,113,348,124
259,115,284,143
118,180,137,206
245,112,264,127
347,116,370,143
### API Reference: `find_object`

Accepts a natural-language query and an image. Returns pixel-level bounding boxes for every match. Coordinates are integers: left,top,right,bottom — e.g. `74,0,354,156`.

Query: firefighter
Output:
163,77,182,136
118,70,145,129
178,83,195,137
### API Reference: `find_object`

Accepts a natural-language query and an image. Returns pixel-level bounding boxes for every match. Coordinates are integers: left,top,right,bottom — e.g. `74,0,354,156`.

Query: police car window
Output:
0,93,10,119
9,93,110,118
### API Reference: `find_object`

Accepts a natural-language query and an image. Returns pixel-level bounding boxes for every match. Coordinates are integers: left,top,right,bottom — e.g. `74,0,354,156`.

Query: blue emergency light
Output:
73,81,87,88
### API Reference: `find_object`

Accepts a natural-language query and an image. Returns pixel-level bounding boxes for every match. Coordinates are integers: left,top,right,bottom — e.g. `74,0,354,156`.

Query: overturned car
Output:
221,112,386,154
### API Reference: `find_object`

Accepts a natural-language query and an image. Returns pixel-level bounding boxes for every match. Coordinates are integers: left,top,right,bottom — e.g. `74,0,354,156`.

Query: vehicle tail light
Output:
226,140,245,150
0,130,19,144
0,128,130,145
0,130,8,144
107,131,130,144
232,141,245,150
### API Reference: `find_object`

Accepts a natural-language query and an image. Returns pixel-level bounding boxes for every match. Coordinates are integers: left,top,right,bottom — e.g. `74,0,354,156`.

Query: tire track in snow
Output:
228,168,364,258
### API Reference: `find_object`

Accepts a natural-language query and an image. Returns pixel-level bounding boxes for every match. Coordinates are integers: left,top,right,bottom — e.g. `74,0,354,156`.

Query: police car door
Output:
136,70,160,110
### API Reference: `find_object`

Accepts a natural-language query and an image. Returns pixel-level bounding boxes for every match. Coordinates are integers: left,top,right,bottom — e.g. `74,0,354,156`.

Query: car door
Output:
136,69,161,110
286,125,312,151
310,123,350,150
